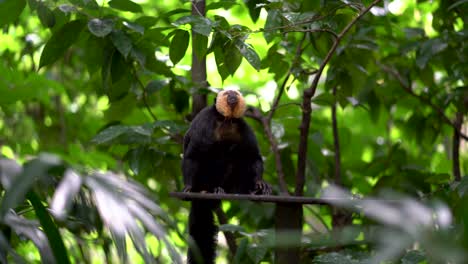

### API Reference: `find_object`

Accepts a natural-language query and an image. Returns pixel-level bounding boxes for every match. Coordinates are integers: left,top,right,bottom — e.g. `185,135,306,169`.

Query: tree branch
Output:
215,208,237,256
191,0,208,117
246,107,290,194
132,67,158,122
295,0,382,196
282,29,338,39
380,64,468,141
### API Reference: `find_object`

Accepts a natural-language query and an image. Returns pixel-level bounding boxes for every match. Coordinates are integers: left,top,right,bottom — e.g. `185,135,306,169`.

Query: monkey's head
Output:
215,89,246,119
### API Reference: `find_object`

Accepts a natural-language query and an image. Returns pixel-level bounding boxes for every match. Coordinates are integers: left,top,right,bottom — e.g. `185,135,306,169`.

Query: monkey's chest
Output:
214,121,241,142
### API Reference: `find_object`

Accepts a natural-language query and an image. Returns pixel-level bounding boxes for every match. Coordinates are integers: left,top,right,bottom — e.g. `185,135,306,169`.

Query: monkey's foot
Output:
213,187,226,194
251,180,272,195
182,185,192,192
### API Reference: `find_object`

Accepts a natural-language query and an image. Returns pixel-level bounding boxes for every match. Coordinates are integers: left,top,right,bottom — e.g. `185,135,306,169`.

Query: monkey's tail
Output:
188,200,218,264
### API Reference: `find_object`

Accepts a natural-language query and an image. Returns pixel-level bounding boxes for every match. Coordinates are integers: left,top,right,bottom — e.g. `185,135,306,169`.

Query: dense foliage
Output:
0,0,467,263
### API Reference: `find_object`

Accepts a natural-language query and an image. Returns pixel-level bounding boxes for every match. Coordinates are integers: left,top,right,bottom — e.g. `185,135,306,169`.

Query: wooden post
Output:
275,203,303,264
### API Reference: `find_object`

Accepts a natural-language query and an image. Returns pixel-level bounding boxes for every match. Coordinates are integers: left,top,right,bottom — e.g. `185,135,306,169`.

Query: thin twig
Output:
331,86,341,186
380,64,468,141
215,208,237,256
282,29,338,39
246,107,290,195
453,112,463,181
191,0,204,16
295,0,382,196
132,67,158,122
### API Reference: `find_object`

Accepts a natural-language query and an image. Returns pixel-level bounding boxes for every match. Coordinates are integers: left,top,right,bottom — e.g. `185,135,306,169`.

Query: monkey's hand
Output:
213,187,226,194
182,185,192,192
251,180,272,195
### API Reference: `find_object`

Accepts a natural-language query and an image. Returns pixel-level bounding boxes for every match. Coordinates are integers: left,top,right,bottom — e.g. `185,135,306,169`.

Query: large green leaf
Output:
28,191,71,264
108,0,142,13
111,30,133,58
0,0,26,27
169,30,189,65
224,44,243,75
37,2,55,28
234,39,261,70
39,19,86,68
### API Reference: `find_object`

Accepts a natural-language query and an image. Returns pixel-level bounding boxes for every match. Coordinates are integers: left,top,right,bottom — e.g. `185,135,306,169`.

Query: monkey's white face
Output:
215,90,246,118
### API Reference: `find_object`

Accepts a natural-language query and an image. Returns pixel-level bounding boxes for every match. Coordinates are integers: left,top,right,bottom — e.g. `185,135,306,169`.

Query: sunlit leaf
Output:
4,212,55,263
50,169,83,220
87,18,114,37
173,15,212,36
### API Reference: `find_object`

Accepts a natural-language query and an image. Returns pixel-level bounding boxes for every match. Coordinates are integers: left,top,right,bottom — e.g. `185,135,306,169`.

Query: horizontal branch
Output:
170,192,402,205
171,192,330,204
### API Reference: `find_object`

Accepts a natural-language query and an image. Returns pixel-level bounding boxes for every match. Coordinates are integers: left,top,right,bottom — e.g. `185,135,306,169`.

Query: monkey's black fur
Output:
182,100,270,264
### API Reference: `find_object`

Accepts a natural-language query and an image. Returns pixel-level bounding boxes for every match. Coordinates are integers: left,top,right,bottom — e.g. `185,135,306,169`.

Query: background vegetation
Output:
0,0,467,263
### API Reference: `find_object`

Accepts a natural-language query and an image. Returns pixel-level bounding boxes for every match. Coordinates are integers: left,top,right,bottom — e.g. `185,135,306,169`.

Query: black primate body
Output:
183,105,263,194
182,90,270,264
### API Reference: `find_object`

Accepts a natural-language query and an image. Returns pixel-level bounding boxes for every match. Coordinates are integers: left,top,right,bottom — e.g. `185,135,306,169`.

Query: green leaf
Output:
88,18,114,37
92,124,155,145
0,0,26,28
169,30,189,65
37,2,55,28
39,19,86,69
234,40,261,70
401,250,426,264
173,15,212,36
28,191,71,264
245,0,262,22
224,44,243,75
233,238,248,264
134,16,158,28
123,21,145,34
246,244,267,264
108,0,142,13
312,92,335,106
27,0,38,10
145,79,168,95
111,30,133,57
214,46,230,80
264,9,282,43
170,89,189,113
206,0,237,10
193,33,208,59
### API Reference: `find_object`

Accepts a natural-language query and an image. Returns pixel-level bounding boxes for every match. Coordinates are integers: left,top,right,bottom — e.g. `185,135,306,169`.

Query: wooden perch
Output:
171,192,338,205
